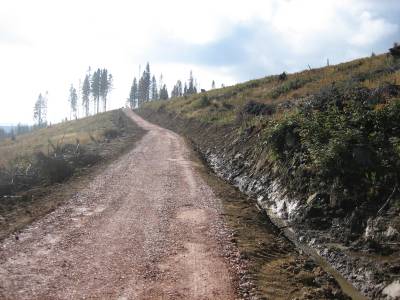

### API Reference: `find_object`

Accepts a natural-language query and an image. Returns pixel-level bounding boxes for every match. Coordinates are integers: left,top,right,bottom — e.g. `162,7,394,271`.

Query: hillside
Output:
0,109,146,239
138,52,400,299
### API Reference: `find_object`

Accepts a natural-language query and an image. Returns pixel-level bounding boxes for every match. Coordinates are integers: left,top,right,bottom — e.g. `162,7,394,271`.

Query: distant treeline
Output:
128,62,218,109
0,124,33,141
80,67,113,117
31,67,113,129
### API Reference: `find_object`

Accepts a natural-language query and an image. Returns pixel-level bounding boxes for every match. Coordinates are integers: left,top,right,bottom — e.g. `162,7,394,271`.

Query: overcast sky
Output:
0,0,399,124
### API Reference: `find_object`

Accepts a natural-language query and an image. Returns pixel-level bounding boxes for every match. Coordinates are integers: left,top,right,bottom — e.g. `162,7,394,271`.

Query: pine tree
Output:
211,80,216,89
33,93,47,127
187,71,196,95
159,84,169,100
129,77,138,109
171,80,183,98
100,69,108,112
143,63,151,102
91,69,101,114
69,84,78,119
82,75,91,116
138,75,145,107
151,75,158,100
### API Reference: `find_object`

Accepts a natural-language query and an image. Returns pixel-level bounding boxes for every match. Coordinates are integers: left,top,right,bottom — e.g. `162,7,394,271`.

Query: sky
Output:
0,0,399,125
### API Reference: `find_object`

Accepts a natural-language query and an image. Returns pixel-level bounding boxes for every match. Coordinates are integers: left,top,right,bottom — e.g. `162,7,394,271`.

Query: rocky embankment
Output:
137,108,400,300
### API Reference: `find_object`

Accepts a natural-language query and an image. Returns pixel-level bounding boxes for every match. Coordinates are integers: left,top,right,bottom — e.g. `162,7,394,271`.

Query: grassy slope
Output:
0,109,146,239
0,111,125,166
145,53,399,125
140,53,400,242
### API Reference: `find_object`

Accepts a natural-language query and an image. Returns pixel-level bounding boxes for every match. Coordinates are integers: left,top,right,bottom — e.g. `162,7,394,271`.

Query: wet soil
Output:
188,141,350,300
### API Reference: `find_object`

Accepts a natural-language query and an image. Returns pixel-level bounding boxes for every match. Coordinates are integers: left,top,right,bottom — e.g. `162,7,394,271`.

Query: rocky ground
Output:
0,111,351,299
137,107,400,299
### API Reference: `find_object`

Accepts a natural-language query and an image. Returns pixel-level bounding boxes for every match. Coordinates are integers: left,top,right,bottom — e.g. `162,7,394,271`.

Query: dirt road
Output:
0,110,237,299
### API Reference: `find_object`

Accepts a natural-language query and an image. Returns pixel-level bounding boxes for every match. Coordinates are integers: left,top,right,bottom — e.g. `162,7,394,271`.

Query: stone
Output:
382,280,400,298
307,193,318,205
385,226,399,239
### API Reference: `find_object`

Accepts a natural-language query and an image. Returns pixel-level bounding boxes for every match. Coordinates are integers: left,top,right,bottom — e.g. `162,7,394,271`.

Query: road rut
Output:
0,110,237,299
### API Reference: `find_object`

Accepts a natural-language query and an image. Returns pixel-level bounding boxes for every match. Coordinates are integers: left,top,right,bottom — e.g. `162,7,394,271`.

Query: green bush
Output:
265,99,400,207
192,95,211,109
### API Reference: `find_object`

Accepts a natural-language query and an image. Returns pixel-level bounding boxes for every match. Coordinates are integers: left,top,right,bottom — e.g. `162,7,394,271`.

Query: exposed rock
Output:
385,226,399,239
382,280,400,299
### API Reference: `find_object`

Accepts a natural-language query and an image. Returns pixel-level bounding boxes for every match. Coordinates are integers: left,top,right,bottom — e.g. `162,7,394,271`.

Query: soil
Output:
0,110,350,299
0,110,145,241
0,110,237,299
136,107,400,299
189,144,351,299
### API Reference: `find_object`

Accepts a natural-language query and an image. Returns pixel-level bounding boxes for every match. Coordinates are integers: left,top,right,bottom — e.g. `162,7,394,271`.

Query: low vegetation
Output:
139,51,400,241
0,109,145,239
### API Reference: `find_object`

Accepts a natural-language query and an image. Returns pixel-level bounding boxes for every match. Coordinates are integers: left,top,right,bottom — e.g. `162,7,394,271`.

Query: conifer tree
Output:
33,93,47,127
69,84,78,119
129,77,138,109
143,63,151,102
159,84,169,100
82,75,91,116
91,69,101,113
138,75,145,107
100,69,108,112
171,80,183,98
151,75,158,100
187,71,196,95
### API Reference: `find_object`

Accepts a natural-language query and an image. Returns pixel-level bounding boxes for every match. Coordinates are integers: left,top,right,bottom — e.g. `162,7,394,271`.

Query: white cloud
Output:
0,0,398,124
350,11,398,46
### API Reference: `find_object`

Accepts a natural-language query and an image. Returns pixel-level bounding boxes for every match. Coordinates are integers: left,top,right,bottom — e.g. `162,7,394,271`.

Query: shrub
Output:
243,100,276,116
103,128,120,139
266,98,400,209
34,152,73,184
192,95,210,109
270,78,312,99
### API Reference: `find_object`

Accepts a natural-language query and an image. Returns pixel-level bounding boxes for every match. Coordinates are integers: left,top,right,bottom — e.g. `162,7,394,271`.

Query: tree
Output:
183,71,197,96
211,80,216,89
159,84,169,100
138,76,144,107
100,69,108,112
16,123,30,135
128,77,138,109
151,75,158,100
186,71,197,95
171,80,183,98
137,63,151,106
99,69,112,112
91,69,101,114
33,92,47,127
108,73,113,93
69,84,78,119
144,63,151,101
0,128,6,140
82,75,91,116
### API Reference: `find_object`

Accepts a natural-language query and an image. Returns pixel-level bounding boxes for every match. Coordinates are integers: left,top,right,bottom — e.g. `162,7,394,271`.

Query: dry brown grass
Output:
0,110,123,167
143,53,399,125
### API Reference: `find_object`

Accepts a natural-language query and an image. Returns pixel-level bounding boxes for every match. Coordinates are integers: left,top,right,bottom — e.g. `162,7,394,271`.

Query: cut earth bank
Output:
137,107,400,300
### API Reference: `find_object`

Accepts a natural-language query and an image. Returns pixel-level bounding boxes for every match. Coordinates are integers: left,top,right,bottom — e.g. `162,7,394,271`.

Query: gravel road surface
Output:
0,110,237,299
